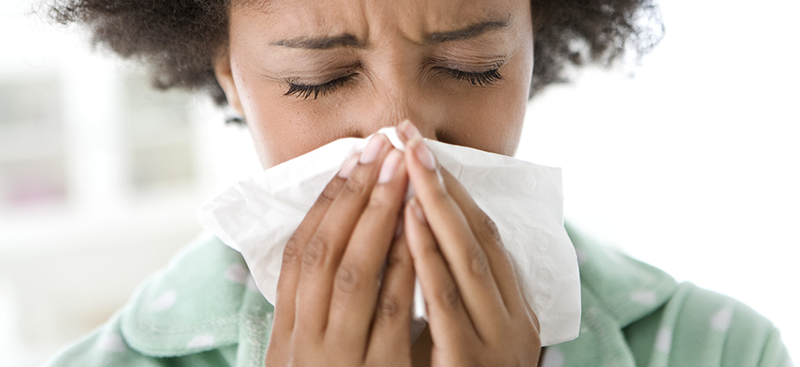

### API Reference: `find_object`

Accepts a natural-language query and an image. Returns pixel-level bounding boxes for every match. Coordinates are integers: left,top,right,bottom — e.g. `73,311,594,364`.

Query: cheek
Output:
236,77,343,168
441,57,531,155
443,87,527,155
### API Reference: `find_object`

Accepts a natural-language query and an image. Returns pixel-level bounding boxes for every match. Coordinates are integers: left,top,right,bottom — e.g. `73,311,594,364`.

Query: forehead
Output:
232,0,520,43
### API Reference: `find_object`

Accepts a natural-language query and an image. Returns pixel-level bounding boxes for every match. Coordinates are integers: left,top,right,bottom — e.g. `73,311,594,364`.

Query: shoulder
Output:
548,224,793,367
44,233,275,366
625,282,792,367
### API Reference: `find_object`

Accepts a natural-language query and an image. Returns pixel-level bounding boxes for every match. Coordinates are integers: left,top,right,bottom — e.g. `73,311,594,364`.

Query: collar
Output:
547,223,679,366
119,232,272,358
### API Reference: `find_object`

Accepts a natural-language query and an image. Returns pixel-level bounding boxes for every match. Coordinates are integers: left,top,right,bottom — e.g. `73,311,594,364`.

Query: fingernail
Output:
360,134,386,164
409,136,436,170
338,154,359,178
378,149,402,183
409,197,427,224
399,119,421,142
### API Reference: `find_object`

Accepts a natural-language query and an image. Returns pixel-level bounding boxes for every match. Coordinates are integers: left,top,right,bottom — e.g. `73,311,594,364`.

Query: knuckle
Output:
500,246,516,269
302,236,328,268
386,245,409,269
342,175,368,198
282,237,303,266
438,282,462,309
317,180,340,205
334,262,364,294
481,213,502,244
433,184,450,202
468,247,491,278
376,293,401,319
420,239,441,257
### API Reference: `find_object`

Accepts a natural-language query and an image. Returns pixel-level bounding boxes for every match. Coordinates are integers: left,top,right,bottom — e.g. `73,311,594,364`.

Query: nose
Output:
357,63,443,142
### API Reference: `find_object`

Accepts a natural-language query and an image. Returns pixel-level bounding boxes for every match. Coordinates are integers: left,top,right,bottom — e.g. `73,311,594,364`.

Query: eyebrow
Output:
272,34,361,49
271,17,511,49
426,19,510,44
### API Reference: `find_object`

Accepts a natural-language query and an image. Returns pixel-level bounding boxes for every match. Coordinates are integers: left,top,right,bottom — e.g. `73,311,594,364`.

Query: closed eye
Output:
440,67,503,86
284,74,355,99
283,66,502,100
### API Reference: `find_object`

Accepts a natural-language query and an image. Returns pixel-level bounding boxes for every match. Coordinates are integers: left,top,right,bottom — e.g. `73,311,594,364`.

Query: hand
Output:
398,120,542,366
265,134,415,367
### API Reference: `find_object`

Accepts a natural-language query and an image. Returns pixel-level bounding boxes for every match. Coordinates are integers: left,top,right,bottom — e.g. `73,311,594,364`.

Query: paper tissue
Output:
196,127,581,346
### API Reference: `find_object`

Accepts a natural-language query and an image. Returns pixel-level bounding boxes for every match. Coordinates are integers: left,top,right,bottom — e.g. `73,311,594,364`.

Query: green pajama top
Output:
45,225,793,366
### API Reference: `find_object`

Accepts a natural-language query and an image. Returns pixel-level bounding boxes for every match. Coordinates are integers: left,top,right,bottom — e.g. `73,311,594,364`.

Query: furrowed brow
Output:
271,16,511,49
272,34,362,49
426,18,511,44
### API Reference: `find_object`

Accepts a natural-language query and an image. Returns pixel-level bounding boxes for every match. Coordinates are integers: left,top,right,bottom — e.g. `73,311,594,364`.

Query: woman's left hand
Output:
398,120,542,366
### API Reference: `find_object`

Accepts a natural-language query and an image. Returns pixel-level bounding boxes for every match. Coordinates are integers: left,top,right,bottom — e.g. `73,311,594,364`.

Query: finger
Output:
404,198,476,346
397,119,425,148
295,134,392,335
366,234,415,362
440,168,529,318
272,154,357,334
327,148,409,348
403,129,509,338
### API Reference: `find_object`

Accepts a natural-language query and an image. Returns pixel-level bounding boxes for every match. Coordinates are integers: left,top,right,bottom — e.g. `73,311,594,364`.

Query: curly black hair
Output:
47,0,663,105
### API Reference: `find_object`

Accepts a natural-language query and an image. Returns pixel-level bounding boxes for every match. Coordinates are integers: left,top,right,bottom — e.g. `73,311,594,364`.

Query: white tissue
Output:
196,127,581,346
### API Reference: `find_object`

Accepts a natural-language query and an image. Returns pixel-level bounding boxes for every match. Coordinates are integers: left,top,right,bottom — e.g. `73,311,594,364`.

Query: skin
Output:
215,0,533,168
213,0,541,365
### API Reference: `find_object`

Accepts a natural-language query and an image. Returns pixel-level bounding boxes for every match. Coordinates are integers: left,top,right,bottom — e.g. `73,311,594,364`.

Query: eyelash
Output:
284,68,503,99
440,68,503,87
284,75,353,99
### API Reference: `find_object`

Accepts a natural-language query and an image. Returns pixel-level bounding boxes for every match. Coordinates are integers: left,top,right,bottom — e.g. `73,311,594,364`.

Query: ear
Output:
213,46,245,117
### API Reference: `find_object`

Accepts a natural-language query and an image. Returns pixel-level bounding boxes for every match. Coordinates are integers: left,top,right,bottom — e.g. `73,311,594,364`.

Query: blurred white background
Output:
0,0,797,365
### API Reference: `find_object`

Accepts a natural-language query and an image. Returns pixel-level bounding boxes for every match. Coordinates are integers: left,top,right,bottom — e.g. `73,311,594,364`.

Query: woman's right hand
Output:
264,134,415,367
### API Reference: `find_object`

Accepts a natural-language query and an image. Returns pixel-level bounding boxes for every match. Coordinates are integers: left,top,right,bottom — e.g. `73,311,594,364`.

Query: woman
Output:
45,0,792,366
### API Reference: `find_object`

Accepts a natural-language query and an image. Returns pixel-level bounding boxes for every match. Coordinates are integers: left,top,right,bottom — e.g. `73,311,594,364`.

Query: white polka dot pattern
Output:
710,308,733,332
655,327,672,353
225,263,249,284
98,333,127,352
246,275,259,292
630,290,657,306
186,334,215,349
149,290,177,311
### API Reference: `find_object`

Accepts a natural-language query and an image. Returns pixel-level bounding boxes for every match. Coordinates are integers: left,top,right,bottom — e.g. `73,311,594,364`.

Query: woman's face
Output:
215,0,534,169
